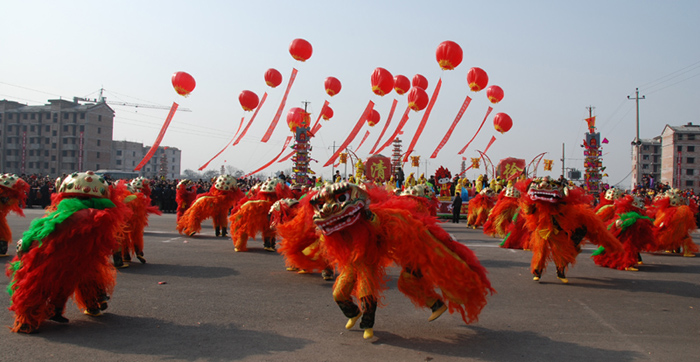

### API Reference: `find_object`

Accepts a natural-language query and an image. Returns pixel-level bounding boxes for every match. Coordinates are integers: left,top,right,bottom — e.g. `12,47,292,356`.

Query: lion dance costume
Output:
175,179,197,222
0,174,30,257
519,177,622,283
115,177,162,267
229,178,293,252
310,182,493,339
591,195,657,270
466,187,495,229
648,189,698,257
177,175,243,238
6,171,130,333
483,182,520,238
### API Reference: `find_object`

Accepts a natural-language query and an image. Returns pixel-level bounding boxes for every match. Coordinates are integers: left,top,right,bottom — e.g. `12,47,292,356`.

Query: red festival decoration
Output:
171,71,196,97
286,107,308,132
493,112,513,134
264,68,283,88
466,67,488,92
368,109,381,127
371,67,394,96
322,106,334,121
486,85,504,104
407,86,429,111
435,41,463,70
364,154,392,182
238,90,259,111
393,75,410,95
289,38,313,62
412,74,429,90
134,103,179,171
324,77,342,97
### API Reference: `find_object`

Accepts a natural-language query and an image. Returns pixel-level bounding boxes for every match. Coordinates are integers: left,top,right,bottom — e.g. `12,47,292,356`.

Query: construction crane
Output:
73,88,192,112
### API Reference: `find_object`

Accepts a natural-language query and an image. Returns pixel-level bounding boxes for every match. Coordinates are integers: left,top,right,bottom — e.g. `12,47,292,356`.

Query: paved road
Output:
1,209,699,362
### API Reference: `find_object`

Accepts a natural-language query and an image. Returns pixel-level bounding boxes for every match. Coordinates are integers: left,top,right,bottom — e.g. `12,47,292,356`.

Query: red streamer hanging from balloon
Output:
402,78,442,162
458,106,493,155
375,105,412,154
244,136,293,178
197,121,243,171
261,68,298,142
233,92,268,146
134,102,178,171
430,95,472,158
368,99,398,154
354,130,371,153
323,101,375,167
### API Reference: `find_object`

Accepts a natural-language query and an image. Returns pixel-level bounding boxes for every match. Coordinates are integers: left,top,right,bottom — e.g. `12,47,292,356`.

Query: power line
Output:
639,60,700,89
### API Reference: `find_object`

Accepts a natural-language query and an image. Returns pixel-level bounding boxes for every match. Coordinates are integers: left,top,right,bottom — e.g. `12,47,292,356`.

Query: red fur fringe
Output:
275,196,329,272
229,200,274,251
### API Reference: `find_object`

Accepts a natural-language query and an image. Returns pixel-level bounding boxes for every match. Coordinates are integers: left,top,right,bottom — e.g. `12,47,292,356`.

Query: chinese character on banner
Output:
411,155,420,167
544,159,553,171
339,152,347,164
471,158,480,169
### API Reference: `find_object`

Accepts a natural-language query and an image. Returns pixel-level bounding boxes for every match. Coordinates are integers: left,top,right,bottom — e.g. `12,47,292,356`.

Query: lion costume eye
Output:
336,192,350,203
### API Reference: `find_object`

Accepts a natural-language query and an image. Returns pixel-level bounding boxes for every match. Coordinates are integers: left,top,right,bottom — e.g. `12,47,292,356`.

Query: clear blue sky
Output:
2,1,699,187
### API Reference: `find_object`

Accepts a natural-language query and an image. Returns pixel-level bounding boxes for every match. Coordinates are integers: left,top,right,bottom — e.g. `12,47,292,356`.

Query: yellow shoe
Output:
188,231,196,237
363,328,374,339
557,277,569,284
625,267,638,271
683,252,696,257
297,269,311,274
286,266,299,272
429,303,447,322
533,276,540,281
83,308,102,317
346,315,361,330
234,248,240,252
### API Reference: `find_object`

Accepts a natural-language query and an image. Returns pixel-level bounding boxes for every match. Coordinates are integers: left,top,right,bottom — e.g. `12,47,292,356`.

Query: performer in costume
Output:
519,177,623,283
0,174,30,257
229,178,293,252
648,189,698,257
270,195,334,280
118,177,162,266
400,184,439,217
310,182,493,339
483,182,520,238
6,171,131,333
592,195,657,270
466,187,495,229
176,175,243,237
175,179,197,222
594,188,623,223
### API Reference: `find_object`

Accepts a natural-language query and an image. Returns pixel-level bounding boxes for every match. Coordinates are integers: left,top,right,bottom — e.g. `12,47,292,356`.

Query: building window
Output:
23,114,28,120
642,164,649,169
80,125,84,132
97,152,100,159
62,151,67,156
80,113,85,119
687,169,694,176
116,150,122,156
98,115,102,122
97,127,101,134
30,125,35,132
51,155,56,161
689,134,696,140
31,113,36,120
8,114,13,120
116,160,122,165
689,146,696,152
688,157,695,164
642,155,649,161
63,113,68,119
678,146,683,152
677,134,683,140
686,180,694,187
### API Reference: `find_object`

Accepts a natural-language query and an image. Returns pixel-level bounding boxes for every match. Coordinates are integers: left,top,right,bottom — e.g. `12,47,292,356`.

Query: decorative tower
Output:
583,116,603,195
391,138,402,177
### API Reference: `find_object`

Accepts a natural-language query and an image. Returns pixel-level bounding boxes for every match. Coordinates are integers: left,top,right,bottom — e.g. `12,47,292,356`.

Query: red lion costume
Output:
648,190,698,256
483,183,520,238
177,175,244,238
310,182,494,339
519,177,622,283
466,187,495,229
116,177,162,267
0,174,30,257
175,179,197,222
6,171,131,333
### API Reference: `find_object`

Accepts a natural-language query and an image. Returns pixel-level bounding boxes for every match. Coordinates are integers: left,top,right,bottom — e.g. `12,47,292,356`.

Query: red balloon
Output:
286,107,309,132
493,112,513,133
264,68,283,88
467,67,489,92
393,75,410,95
371,67,394,96
322,106,334,121
239,90,259,111
435,40,463,70
289,38,313,62
171,71,196,97
368,109,381,127
407,86,429,112
412,74,429,90
324,77,342,97
486,85,504,104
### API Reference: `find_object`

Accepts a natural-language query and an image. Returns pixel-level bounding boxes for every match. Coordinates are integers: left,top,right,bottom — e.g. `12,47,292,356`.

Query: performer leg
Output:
333,266,361,329
359,296,377,339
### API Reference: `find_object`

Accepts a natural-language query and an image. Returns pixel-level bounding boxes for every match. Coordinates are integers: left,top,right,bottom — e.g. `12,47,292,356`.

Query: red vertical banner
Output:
244,136,293,177
458,106,493,155
376,105,411,154
79,131,84,171
310,100,330,132
369,98,398,154
482,135,497,154
261,68,298,142
323,101,375,167
430,95,471,158
277,149,295,163
354,130,371,153
21,131,26,174
234,92,268,146
403,78,442,162
134,102,179,171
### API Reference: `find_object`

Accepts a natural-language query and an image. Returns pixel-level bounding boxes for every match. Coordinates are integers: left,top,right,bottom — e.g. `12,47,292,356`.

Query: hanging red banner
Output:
277,149,295,163
430,95,472,158
458,106,493,155
310,100,330,132
244,136,293,177
310,121,323,136
261,69,298,142
375,105,411,154
483,135,497,154
458,164,473,176
354,130,371,153
134,102,178,171
198,130,240,171
368,99,398,154
233,92,268,146
403,78,442,162
323,101,375,167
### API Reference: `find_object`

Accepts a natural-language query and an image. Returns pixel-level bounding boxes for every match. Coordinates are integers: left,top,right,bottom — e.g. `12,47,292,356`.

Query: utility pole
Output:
628,88,645,188
328,141,337,181
561,143,565,179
